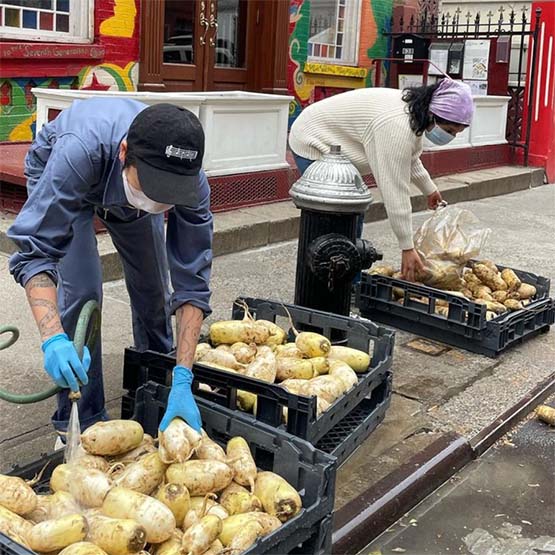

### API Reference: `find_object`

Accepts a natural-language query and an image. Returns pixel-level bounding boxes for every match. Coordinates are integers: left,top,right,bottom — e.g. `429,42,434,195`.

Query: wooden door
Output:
139,0,288,94
161,0,206,92
204,0,254,91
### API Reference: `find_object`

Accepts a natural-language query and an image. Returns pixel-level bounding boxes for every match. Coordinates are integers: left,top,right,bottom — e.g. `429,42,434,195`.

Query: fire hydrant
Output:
290,145,382,320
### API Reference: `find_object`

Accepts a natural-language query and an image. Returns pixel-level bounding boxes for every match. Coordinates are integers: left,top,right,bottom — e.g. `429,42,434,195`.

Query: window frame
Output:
0,0,94,43
307,0,362,66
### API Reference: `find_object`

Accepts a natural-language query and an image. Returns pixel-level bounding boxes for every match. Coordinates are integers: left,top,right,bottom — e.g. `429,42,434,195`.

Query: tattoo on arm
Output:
175,305,203,368
25,273,64,341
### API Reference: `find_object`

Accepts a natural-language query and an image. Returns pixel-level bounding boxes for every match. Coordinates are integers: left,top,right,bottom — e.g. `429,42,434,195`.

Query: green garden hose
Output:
0,300,100,404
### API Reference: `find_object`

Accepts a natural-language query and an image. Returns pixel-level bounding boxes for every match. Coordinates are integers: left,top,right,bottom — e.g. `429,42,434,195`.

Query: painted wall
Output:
287,0,394,125
0,0,139,142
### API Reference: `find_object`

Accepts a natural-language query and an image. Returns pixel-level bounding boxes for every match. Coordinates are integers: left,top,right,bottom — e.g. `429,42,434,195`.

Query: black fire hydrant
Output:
290,145,382,320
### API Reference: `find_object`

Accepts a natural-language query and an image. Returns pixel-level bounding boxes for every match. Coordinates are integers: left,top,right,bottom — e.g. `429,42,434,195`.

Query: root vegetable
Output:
463,271,482,287
69,467,113,508
28,514,88,552
256,320,287,347
305,375,344,404
102,487,176,544
435,306,449,317
226,437,257,493
517,283,537,300
0,504,33,538
276,358,313,381
475,260,499,273
310,357,329,376
86,514,147,555
472,264,507,291
50,463,71,492
159,419,202,464
0,474,37,515
317,397,331,416
195,343,212,361
484,301,508,314
155,483,190,527
200,350,243,371
166,461,233,496
230,343,257,365
77,455,111,473
196,432,227,462
275,344,303,359
111,435,156,463
327,346,371,372
280,379,310,396
368,264,395,277
227,520,263,555
60,542,109,555
114,452,166,495
492,290,509,303
209,321,269,346
82,421,144,457
473,285,493,301
153,530,183,555
243,346,277,383
501,268,521,290
295,332,330,358
254,472,301,523
536,405,555,426
182,515,223,555
486,311,497,321
504,299,524,311
219,512,281,546
203,540,224,555
219,483,262,515
26,491,80,523
237,390,257,413
215,345,232,353
329,361,358,392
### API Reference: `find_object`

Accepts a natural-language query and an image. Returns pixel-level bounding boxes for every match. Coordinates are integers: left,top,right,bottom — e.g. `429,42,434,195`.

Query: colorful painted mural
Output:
0,0,140,142
287,0,395,125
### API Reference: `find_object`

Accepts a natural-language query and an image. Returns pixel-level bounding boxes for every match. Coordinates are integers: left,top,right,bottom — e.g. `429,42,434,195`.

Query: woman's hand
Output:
401,249,426,282
427,190,443,210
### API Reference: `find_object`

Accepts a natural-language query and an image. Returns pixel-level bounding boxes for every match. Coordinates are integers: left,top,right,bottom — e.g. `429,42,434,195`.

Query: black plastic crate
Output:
357,264,554,357
135,382,336,555
2,386,336,555
122,297,394,446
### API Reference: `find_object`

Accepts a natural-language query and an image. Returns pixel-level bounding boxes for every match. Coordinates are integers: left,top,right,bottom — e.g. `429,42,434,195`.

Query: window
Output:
307,0,361,66
0,0,93,43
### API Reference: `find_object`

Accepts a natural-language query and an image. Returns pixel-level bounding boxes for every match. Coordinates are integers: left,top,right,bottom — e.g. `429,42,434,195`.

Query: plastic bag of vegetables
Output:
413,205,491,289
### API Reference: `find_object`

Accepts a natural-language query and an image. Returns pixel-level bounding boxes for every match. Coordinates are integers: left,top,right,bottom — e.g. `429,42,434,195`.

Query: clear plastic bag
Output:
414,205,491,290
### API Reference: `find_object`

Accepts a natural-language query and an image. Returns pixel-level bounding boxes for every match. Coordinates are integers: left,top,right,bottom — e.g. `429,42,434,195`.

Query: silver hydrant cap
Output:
289,145,373,213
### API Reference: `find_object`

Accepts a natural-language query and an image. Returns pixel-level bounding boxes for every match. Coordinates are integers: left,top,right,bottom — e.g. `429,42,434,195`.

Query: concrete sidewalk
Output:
0,165,544,282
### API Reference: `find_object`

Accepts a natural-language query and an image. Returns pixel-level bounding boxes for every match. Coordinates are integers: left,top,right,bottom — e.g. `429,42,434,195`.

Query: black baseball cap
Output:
127,103,205,206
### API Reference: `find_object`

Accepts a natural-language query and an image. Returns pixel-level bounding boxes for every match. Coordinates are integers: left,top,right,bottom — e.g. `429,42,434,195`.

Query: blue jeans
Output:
26,155,173,433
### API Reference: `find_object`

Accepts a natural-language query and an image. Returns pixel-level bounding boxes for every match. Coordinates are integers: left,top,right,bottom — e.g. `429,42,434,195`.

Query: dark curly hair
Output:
402,83,457,136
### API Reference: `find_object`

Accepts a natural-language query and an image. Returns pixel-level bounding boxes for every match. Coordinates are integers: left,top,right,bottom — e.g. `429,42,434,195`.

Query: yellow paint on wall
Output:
100,0,137,38
304,74,367,89
9,113,36,142
303,62,368,79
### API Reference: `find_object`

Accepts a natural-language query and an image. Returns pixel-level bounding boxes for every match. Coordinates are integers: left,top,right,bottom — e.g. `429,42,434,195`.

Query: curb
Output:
330,371,555,554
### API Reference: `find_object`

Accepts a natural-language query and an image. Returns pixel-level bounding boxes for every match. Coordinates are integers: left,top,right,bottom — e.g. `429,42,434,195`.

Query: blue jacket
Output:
8,98,213,316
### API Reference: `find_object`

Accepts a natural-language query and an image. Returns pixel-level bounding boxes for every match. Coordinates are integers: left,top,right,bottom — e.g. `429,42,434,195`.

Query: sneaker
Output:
54,436,65,451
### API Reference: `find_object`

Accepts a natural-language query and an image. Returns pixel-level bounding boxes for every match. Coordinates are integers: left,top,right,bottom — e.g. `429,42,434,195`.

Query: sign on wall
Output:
462,40,490,80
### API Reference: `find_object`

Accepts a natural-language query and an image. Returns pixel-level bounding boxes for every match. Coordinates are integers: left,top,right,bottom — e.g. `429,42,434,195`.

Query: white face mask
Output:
122,171,173,214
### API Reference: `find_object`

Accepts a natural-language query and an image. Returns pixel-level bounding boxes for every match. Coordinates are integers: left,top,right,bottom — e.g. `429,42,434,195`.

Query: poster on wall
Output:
462,40,490,80
428,43,449,76
464,80,488,96
398,74,424,90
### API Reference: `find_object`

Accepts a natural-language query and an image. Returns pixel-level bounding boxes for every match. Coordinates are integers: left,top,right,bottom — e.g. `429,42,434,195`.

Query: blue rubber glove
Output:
159,366,202,432
41,333,90,392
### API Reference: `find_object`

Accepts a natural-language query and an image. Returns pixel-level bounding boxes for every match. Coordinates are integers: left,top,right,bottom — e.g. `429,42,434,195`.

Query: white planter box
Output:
31,88,293,177
424,95,510,151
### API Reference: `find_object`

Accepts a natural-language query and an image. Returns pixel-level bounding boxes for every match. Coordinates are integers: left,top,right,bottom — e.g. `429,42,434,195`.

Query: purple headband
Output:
429,79,475,125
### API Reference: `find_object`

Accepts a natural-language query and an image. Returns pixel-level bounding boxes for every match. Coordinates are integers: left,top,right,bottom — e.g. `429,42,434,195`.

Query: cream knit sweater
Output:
289,88,437,250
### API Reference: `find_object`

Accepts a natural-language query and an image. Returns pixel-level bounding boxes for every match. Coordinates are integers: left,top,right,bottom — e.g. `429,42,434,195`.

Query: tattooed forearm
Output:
175,304,203,369
25,272,64,341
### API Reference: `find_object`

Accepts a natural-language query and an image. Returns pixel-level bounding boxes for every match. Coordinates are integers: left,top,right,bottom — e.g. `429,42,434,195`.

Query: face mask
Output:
425,123,455,146
122,171,173,214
